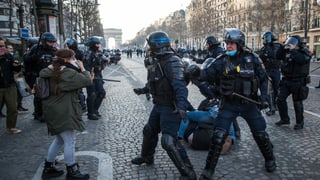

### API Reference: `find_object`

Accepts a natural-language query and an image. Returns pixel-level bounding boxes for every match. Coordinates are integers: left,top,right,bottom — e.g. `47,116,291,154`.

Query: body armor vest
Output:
219,54,259,100
148,57,177,105
281,49,310,78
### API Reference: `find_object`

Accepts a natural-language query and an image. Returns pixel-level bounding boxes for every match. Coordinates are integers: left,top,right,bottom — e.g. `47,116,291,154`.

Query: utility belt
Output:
153,97,174,106
282,76,310,84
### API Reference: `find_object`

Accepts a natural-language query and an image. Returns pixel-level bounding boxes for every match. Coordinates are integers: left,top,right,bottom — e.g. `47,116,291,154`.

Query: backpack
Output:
34,77,50,99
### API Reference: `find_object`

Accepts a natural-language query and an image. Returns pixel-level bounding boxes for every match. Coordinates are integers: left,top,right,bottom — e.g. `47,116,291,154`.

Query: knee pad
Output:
143,124,157,137
212,128,228,145
253,131,270,142
161,134,176,151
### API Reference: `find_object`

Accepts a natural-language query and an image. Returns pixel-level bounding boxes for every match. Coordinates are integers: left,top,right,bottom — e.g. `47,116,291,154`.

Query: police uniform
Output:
275,36,311,130
259,40,282,115
199,28,276,180
83,39,107,120
131,31,196,180
24,33,57,121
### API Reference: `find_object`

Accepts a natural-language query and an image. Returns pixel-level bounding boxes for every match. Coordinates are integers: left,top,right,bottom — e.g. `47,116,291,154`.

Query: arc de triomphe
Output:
103,28,122,49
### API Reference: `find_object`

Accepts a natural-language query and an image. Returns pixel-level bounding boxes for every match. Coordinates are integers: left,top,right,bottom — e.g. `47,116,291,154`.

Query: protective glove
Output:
173,109,187,119
259,101,269,110
133,88,144,95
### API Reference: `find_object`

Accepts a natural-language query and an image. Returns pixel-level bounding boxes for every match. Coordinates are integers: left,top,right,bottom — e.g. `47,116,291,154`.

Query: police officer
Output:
64,38,87,113
275,35,311,130
83,37,108,120
259,32,282,116
198,28,276,179
190,35,224,64
131,31,196,180
24,32,57,122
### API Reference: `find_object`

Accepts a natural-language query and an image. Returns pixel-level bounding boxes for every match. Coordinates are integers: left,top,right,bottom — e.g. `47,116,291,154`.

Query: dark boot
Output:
161,134,196,180
131,125,158,165
293,101,304,130
66,163,89,180
131,155,154,165
275,119,290,126
87,113,99,120
199,128,227,180
41,160,64,179
253,131,277,172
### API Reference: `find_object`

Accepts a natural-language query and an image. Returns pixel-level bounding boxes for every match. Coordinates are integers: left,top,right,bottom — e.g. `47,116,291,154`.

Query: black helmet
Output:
185,63,200,78
289,35,304,47
64,38,78,50
284,35,305,49
223,28,245,47
41,32,56,42
26,37,39,48
204,36,220,47
262,31,277,44
146,31,171,55
86,36,101,47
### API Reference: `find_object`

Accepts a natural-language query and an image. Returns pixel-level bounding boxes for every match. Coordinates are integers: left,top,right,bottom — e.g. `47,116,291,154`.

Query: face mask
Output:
226,50,237,56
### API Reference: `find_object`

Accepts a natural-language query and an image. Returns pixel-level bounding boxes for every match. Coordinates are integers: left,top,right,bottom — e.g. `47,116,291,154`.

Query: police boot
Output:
199,128,227,180
87,93,98,120
293,101,304,130
131,125,158,165
253,131,277,172
41,160,64,179
161,134,196,180
66,163,89,180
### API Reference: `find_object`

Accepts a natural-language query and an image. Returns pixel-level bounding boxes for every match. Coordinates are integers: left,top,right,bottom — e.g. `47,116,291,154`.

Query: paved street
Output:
0,55,320,180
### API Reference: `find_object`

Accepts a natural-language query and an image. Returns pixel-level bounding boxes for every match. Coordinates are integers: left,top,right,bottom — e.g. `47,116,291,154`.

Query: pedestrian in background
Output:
131,31,197,180
0,38,22,134
6,44,29,112
259,31,282,116
198,28,276,179
275,35,311,130
40,48,92,180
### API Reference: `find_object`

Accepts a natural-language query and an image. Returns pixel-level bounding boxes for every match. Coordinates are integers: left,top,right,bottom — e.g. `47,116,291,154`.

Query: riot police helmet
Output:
262,31,277,44
86,36,101,47
223,28,245,47
185,63,200,79
146,31,172,55
41,32,57,43
204,35,220,48
26,37,39,48
64,38,78,50
289,35,304,47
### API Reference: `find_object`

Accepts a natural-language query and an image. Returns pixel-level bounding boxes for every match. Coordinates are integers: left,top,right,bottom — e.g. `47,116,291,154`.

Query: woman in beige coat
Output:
40,48,92,180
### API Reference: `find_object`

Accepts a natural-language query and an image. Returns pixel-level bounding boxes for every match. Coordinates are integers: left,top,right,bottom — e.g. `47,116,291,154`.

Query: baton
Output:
103,78,121,82
232,92,262,105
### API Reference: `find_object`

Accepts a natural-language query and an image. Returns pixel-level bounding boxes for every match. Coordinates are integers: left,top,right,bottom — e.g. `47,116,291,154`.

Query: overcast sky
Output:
98,0,191,42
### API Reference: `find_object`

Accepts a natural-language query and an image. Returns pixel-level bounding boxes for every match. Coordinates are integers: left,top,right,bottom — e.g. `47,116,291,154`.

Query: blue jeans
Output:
46,130,76,166
177,105,236,142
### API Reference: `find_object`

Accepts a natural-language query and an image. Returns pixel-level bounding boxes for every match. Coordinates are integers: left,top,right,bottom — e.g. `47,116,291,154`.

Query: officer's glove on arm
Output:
260,100,269,110
174,109,187,120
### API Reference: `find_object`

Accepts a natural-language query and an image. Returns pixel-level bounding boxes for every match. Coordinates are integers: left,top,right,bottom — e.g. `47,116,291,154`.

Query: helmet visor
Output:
284,37,298,47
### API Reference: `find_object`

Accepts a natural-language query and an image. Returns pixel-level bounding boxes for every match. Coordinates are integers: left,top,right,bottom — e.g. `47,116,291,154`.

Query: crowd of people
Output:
0,26,314,179
0,32,111,179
